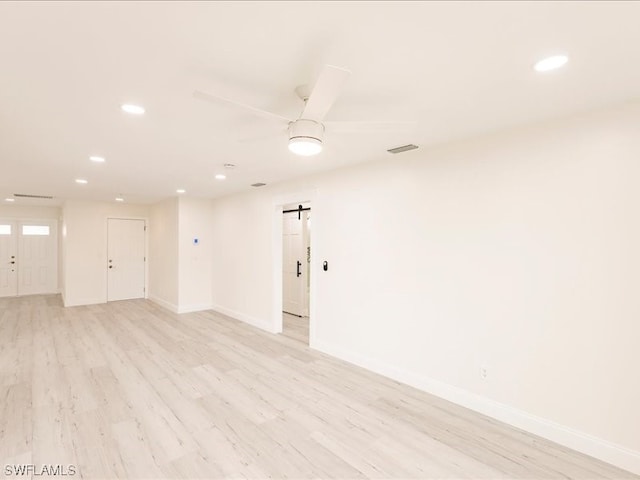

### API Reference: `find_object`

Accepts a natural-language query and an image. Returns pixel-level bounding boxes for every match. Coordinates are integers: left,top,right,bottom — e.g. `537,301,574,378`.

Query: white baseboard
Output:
62,296,106,307
210,303,276,333
148,295,179,313
148,296,213,315
313,340,640,476
177,303,212,314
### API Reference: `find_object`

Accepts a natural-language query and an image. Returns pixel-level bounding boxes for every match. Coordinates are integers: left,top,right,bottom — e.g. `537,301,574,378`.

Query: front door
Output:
0,221,18,297
18,221,58,296
107,218,146,301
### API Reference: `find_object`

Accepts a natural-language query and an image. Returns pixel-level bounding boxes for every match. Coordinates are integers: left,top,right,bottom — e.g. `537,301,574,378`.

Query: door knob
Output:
108,266,113,269
10,261,15,264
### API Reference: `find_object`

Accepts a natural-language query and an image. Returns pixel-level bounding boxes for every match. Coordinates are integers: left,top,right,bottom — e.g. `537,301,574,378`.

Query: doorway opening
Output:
281,203,311,344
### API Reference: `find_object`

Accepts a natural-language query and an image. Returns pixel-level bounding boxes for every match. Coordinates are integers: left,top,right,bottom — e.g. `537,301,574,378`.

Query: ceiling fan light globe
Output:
288,137,323,156
288,119,324,156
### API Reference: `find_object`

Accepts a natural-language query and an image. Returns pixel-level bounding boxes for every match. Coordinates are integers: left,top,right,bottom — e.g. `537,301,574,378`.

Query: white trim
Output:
149,298,212,315
210,303,276,333
63,296,105,307
148,294,179,313
313,340,640,476
177,303,212,314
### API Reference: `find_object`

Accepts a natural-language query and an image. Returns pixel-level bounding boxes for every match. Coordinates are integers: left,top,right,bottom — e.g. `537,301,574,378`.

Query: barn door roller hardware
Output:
283,204,311,220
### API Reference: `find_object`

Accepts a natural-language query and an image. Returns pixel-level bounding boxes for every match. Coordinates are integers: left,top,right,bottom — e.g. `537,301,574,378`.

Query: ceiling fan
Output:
194,65,414,156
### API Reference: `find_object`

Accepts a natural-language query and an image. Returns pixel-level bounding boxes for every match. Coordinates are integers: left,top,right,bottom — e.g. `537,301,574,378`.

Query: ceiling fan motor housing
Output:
288,119,324,144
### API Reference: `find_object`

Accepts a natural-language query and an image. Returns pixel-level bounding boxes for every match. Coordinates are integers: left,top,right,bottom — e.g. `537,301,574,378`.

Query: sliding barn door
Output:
283,212,306,316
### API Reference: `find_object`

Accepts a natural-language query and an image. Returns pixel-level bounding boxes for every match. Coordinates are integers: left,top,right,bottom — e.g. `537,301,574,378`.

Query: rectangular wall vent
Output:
14,193,54,199
251,183,267,187
387,144,419,154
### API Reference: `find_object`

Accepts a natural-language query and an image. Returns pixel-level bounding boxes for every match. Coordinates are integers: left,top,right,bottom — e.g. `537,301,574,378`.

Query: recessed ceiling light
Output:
90,156,105,163
5,198,15,202
115,197,124,202
121,104,145,115
215,174,226,180
176,188,186,194
75,179,88,184
534,54,569,72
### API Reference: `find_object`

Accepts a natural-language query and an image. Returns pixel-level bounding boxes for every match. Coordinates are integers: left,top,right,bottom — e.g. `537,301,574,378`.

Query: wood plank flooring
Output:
282,313,309,344
0,294,636,479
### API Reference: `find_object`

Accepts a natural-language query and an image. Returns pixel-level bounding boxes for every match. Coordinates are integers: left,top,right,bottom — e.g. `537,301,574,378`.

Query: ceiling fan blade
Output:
324,121,417,134
301,65,351,122
193,90,292,124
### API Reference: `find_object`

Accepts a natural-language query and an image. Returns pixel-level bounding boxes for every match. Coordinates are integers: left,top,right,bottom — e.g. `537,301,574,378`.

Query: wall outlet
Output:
480,365,488,380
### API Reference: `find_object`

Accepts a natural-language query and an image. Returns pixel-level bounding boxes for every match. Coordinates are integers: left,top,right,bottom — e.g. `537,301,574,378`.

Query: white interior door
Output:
18,221,58,295
107,218,146,302
283,211,306,316
0,220,18,297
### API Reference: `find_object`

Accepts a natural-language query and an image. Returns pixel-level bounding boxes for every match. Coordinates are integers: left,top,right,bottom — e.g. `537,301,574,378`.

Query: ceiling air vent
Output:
387,144,419,154
251,183,267,187
14,193,54,199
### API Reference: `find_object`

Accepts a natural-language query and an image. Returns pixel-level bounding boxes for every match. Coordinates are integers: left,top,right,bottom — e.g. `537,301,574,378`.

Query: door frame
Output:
272,189,318,347
105,217,148,301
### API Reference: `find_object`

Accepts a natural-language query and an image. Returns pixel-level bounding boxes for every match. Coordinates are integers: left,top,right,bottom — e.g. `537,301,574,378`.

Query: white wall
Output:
211,190,276,330
61,200,149,306
0,205,60,219
148,197,179,310
177,197,213,312
209,103,640,474
148,197,213,313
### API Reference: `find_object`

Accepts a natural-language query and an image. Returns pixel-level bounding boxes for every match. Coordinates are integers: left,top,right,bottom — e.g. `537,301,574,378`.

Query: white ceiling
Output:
1,1,640,205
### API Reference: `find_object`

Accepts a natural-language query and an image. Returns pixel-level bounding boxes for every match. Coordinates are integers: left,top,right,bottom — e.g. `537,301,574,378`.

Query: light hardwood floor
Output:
0,295,635,479
282,313,309,344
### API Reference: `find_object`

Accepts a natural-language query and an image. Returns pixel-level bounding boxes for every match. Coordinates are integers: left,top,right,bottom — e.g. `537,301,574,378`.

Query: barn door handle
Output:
296,261,302,277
